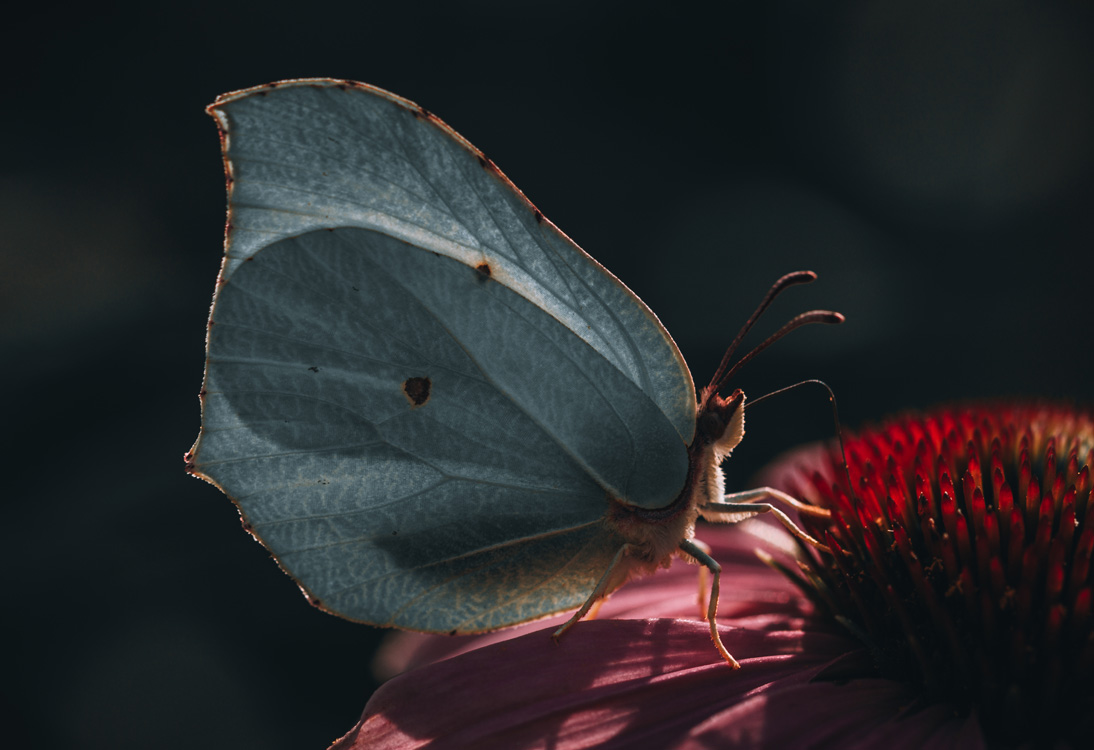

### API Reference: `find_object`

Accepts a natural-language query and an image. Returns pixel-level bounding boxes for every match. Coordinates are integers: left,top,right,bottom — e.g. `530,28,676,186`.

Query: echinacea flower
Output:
332,403,1091,749
774,403,1094,748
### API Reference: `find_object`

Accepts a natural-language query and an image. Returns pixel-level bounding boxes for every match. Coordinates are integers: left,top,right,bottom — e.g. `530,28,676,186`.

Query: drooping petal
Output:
338,618,856,750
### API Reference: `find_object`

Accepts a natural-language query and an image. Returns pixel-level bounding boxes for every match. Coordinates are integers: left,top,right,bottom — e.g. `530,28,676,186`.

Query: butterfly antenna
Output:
711,310,844,395
748,379,854,502
707,271,819,393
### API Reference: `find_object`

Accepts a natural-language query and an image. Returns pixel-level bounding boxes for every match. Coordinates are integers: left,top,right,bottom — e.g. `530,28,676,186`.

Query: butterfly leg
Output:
689,537,713,615
679,539,740,668
701,487,830,553
552,543,635,643
720,486,831,517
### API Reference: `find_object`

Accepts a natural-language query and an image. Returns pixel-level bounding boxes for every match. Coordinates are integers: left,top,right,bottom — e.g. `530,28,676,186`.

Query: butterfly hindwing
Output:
191,80,698,631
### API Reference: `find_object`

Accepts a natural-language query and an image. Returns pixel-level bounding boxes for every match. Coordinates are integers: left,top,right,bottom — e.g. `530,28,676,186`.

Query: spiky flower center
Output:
778,405,1094,745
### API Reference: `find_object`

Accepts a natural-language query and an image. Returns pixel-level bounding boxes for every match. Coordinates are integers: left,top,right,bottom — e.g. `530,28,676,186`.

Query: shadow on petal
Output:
336,618,857,749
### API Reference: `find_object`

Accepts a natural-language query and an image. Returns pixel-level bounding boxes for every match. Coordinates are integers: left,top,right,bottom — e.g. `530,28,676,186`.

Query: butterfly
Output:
185,79,842,668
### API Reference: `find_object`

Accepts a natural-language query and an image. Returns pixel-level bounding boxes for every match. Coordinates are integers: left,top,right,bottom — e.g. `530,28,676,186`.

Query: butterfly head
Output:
696,386,746,462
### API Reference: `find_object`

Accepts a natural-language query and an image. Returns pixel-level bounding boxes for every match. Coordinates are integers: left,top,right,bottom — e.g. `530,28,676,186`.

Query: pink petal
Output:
336,617,856,749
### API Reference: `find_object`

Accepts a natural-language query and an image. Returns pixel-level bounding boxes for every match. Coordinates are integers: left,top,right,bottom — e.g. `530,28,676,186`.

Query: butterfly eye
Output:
697,410,726,443
696,389,745,444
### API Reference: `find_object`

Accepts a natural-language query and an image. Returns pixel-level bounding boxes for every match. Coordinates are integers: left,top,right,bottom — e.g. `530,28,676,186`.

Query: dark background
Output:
5,1,1091,747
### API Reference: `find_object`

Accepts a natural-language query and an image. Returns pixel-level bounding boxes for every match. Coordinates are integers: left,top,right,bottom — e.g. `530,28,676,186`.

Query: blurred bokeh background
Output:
4,1,1091,747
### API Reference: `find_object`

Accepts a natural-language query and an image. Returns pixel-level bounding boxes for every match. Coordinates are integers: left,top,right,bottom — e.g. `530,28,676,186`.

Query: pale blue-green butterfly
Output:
186,79,841,667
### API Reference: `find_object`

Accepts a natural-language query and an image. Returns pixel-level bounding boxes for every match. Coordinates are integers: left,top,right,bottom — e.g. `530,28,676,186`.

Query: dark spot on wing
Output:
308,366,320,372
533,207,544,224
475,262,492,280
402,376,432,407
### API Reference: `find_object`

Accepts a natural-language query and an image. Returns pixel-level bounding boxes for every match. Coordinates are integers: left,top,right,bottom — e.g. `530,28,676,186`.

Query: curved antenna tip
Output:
782,270,817,285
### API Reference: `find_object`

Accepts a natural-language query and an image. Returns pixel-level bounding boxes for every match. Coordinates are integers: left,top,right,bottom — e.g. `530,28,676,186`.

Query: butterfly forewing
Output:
209,80,695,446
